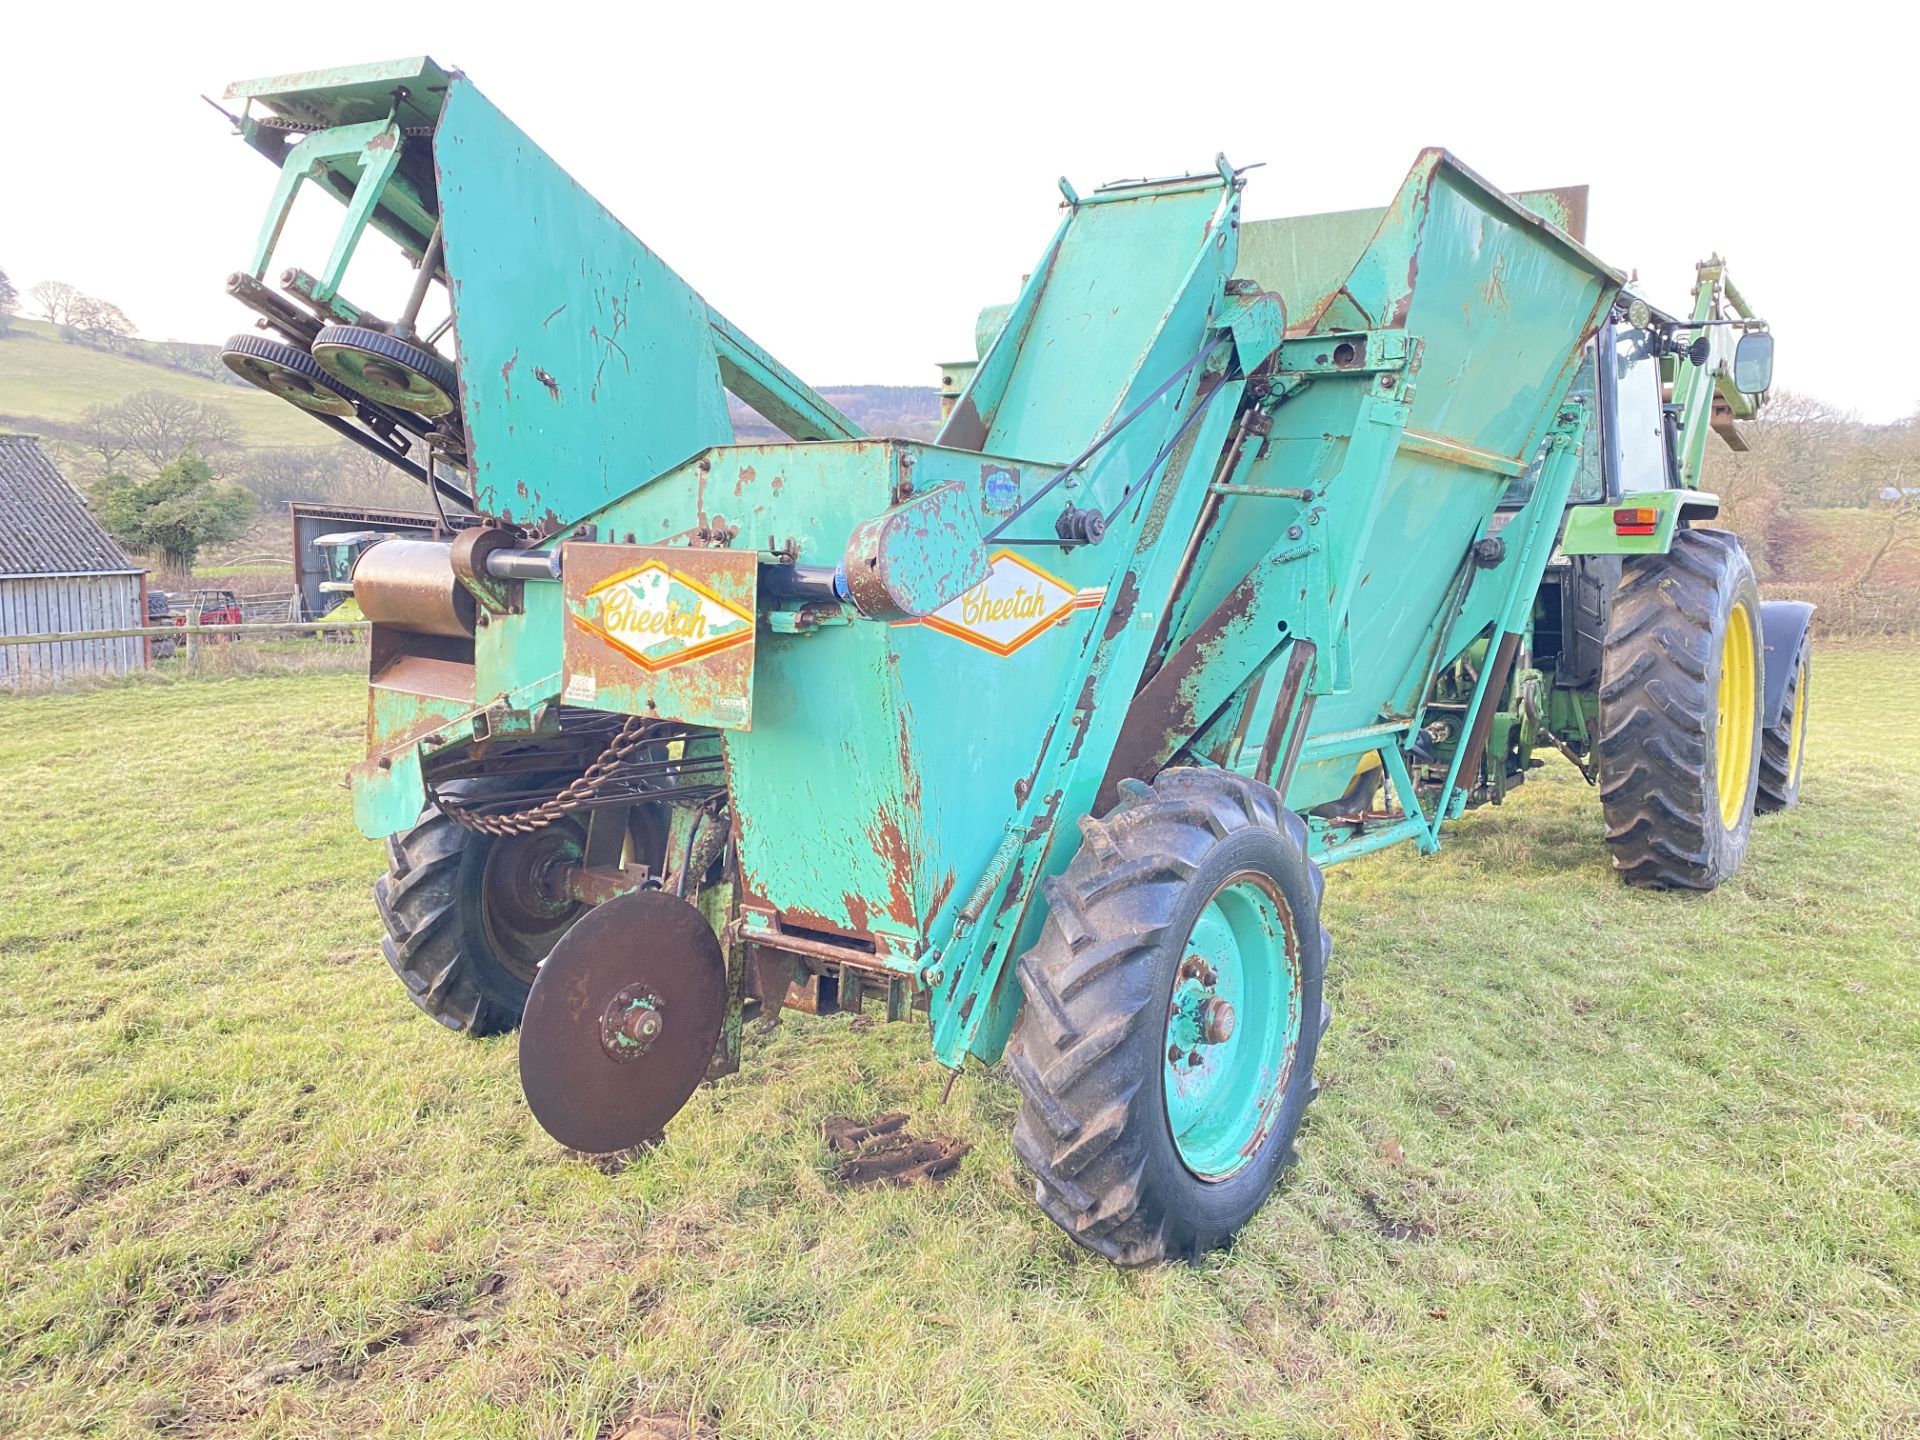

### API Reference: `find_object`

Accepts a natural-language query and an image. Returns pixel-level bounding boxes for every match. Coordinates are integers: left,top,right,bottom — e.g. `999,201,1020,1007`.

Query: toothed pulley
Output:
311,324,459,418
220,333,360,416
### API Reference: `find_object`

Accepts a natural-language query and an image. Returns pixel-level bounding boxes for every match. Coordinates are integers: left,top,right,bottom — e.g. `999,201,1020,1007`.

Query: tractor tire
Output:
373,790,584,1035
1006,767,1328,1265
373,777,678,1036
1596,528,1764,890
1756,633,1811,813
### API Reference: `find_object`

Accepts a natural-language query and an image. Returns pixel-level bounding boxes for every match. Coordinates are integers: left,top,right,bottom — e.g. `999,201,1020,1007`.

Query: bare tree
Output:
234,438,428,512
29,280,82,325
1855,413,1920,590
76,389,245,474
69,294,137,349
236,445,337,507
0,268,15,337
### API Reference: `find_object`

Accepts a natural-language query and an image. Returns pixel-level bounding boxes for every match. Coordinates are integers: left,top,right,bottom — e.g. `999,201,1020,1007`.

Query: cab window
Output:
1606,320,1668,492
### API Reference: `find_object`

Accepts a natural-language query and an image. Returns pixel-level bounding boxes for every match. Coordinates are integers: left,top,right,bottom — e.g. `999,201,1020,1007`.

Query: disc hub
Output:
600,985,665,1060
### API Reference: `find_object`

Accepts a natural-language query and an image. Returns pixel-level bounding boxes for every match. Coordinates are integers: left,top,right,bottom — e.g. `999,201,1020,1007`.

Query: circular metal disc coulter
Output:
311,325,459,418
518,890,727,1154
219,334,359,417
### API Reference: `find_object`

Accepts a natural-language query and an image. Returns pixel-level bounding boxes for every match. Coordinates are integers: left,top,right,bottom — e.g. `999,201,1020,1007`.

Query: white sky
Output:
2,2,1912,421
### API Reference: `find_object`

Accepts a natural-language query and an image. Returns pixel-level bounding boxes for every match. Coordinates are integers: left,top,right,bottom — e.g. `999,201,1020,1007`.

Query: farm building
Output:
0,434,146,682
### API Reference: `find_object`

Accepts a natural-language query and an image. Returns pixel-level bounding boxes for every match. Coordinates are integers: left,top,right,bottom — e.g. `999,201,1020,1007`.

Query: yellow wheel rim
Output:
1715,602,1757,828
1787,651,1809,790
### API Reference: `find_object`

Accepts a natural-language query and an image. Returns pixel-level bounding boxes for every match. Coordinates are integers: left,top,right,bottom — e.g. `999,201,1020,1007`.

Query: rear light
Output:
1613,506,1658,536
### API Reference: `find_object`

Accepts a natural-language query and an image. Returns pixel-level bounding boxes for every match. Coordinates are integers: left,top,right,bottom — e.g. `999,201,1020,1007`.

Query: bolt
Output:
611,1002,662,1049
920,963,946,988
1187,1049,1204,1067
1286,524,1304,541
1200,998,1236,1045
625,1009,662,1043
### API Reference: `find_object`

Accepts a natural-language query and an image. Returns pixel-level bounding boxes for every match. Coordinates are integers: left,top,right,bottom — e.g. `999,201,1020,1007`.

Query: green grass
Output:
0,320,317,449
1,651,1916,1438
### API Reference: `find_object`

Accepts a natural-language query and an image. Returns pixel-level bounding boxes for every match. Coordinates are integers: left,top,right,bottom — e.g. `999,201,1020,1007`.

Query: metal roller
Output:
353,539,476,637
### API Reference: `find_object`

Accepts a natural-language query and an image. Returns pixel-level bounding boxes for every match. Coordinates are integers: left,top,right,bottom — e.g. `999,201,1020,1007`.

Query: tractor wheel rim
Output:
1162,870,1301,1181
1715,601,1757,828
480,825,586,985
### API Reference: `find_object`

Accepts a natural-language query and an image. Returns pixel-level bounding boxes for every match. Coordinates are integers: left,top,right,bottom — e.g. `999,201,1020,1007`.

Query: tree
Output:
29,280,81,325
0,267,16,337
69,294,137,349
77,389,243,474
1855,412,1920,591
95,452,255,573
234,438,425,511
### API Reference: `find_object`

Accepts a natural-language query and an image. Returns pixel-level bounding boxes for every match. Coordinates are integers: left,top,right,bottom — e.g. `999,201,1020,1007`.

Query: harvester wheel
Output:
1596,528,1763,889
1006,767,1327,1265
372,788,666,1036
1755,634,1811,814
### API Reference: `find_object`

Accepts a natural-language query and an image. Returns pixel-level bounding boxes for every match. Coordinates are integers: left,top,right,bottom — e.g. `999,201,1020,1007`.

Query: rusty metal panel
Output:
561,543,758,730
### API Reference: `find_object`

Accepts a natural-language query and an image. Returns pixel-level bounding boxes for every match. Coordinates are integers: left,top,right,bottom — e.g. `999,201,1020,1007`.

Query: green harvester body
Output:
212,60,1796,1245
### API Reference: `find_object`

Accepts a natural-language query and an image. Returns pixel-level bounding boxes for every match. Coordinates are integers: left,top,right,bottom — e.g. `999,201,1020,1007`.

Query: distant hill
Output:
730,384,941,441
0,317,324,451
0,316,941,456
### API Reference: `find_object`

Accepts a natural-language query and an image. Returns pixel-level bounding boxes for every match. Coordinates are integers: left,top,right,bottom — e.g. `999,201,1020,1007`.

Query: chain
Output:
256,115,438,138
433,715,660,836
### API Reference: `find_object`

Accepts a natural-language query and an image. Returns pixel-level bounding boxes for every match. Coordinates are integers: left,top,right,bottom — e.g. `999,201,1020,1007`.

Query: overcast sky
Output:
3,3,1911,421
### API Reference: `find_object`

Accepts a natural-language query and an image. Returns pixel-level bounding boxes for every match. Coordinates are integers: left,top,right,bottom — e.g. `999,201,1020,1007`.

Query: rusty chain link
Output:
256,115,439,138
432,715,660,837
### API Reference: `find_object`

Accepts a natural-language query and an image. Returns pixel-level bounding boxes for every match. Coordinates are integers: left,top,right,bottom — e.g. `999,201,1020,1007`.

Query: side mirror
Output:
1733,331,1774,393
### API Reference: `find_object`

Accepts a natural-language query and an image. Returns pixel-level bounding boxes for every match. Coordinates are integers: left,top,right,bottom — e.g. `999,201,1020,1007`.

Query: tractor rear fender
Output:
1759,599,1816,728
1559,489,1720,556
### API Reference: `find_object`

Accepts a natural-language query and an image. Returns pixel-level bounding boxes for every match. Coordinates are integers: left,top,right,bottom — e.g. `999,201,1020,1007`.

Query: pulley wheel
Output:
312,324,459,418
518,890,727,1154
220,333,360,416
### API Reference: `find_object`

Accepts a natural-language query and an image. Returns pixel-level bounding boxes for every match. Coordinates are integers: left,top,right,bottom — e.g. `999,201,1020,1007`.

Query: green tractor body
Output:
213,57,1806,1262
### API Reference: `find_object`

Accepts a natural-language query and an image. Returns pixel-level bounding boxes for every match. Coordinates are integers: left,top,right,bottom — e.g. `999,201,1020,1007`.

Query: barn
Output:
0,433,147,682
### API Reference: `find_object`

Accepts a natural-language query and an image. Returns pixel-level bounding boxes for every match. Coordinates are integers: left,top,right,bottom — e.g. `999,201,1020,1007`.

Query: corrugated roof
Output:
0,434,142,578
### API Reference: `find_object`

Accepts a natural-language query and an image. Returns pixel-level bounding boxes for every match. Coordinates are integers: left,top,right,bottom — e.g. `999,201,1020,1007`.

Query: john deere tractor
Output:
1393,257,1810,890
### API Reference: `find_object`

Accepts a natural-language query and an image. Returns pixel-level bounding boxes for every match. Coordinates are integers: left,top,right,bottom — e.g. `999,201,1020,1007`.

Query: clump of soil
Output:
823,1112,969,1187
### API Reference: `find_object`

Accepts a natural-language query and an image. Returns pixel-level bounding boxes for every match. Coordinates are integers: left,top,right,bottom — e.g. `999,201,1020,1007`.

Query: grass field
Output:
0,650,1915,1439
0,321,316,449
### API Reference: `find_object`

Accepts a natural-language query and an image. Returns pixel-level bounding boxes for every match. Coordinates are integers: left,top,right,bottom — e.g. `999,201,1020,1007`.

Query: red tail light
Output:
1613,506,1658,537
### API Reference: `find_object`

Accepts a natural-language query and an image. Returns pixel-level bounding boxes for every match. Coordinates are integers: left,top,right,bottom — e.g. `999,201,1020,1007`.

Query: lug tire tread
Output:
1006,767,1325,1266
374,796,526,1037
1596,529,1762,890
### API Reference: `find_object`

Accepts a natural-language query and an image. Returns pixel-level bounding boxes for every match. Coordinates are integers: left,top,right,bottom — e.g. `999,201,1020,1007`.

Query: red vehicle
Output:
174,588,244,627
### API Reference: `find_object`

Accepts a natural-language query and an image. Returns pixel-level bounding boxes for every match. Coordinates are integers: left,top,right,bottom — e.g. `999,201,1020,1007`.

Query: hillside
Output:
0,316,942,454
0,318,318,450
1771,506,1920,588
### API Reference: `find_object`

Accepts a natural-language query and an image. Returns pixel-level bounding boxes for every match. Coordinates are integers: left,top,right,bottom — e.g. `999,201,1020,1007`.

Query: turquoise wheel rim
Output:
1162,870,1302,1181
